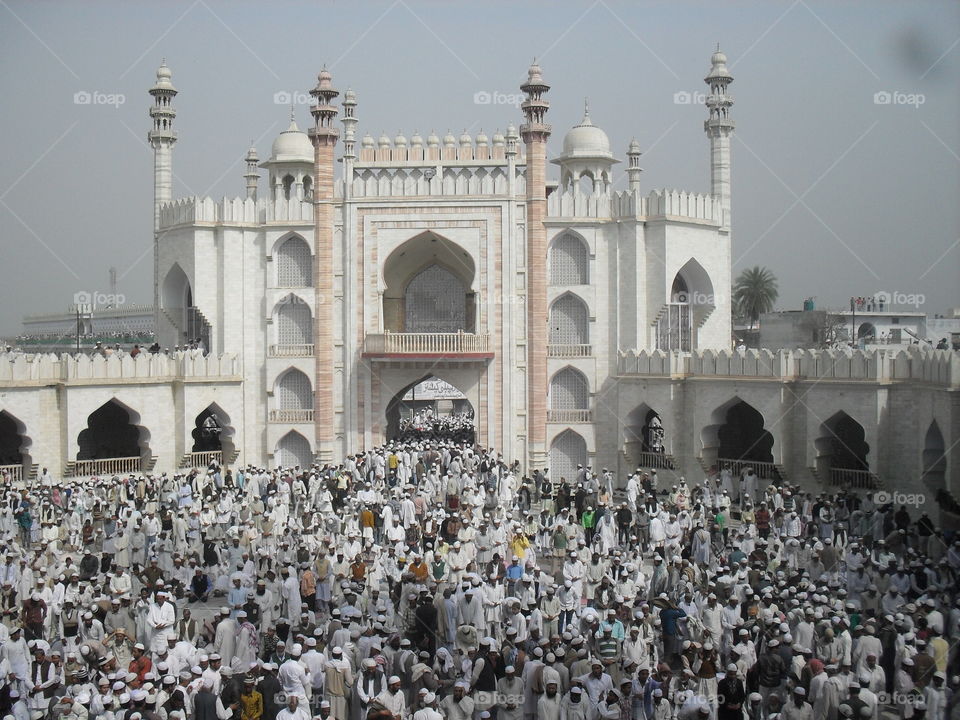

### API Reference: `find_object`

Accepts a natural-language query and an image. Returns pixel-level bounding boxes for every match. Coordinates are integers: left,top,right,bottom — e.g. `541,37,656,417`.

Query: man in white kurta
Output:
147,590,176,653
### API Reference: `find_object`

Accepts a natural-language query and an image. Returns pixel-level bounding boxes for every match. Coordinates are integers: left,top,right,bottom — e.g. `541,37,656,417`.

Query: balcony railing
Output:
717,458,783,481
0,464,24,482
182,451,222,468
364,331,491,355
68,456,142,477
829,467,881,489
548,344,592,357
269,409,315,423
634,451,676,470
268,344,315,358
547,409,593,423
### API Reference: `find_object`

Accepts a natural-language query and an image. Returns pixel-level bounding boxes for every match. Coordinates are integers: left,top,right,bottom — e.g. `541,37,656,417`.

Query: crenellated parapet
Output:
617,347,959,387
0,351,240,385
158,196,313,228
546,188,723,223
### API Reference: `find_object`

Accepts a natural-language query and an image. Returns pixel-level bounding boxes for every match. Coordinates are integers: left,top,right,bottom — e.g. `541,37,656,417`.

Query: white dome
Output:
269,119,312,163
561,110,612,158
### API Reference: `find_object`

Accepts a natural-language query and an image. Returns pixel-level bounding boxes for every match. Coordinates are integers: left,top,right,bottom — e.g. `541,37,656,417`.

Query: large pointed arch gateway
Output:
657,258,716,351
386,375,474,443
73,398,151,475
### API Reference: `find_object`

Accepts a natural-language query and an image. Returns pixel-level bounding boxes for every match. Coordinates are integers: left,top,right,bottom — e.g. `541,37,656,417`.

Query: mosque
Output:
0,51,956,515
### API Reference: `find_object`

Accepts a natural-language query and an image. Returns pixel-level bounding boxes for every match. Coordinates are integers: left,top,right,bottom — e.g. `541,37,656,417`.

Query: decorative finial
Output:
584,97,590,117
289,105,295,123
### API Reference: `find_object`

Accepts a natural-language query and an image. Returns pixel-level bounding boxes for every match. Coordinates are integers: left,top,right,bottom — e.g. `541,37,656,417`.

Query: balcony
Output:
828,467,881,490
66,456,143,478
548,344,592,357
363,331,493,361
268,344,315,358
547,409,593,423
269,409,315,423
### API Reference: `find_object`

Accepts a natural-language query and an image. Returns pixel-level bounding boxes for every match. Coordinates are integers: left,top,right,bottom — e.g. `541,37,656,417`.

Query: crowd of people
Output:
0,438,957,720
396,413,475,445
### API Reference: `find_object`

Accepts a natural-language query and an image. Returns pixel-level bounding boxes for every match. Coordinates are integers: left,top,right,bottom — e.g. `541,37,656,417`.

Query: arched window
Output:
550,430,587,482
275,297,312,347
276,369,313,410
405,264,467,333
550,234,589,285
275,431,312,469
550,294,589,346
302,176,313,200
276,236,312,287
282,174,295,200
550,368,589,410
657,273,692,351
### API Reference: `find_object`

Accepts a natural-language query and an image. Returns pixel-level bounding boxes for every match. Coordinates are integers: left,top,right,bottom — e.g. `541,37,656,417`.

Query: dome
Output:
560,109,612,159
411,131,424,146
492,130,505,145
378,131,391,148
476,130,489,145
628,138,642,154
151,61,176,92
459,130,472,145
427,130,440,146
343,88,357,104
269,118,313,163
443,130,456,146
361,133,375,148
394,131,407,147
706,46,732,81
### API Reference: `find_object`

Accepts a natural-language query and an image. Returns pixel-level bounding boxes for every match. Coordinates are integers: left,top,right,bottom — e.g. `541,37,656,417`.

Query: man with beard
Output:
536,667,562,720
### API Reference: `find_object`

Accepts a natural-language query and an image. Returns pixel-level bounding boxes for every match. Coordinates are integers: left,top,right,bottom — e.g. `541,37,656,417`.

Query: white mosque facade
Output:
1,53,957,517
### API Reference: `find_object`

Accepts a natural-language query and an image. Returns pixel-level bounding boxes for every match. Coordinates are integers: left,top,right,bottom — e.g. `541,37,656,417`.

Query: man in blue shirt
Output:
658,595,687,664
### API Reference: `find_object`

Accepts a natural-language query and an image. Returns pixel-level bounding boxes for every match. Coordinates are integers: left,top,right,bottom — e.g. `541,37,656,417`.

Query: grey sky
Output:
0,0,957,335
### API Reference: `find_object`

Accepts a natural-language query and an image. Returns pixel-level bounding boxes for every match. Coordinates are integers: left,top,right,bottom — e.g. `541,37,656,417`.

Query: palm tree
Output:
733,266,779,330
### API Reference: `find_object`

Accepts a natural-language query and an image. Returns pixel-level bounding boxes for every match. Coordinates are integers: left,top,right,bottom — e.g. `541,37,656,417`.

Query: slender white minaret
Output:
243,143,259,200
626,138,643,194
704,46,734,228
148,60,177,232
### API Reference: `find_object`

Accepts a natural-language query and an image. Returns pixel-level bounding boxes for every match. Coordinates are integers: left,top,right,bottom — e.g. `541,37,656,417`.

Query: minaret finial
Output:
584,97,590,117
289,105,295,123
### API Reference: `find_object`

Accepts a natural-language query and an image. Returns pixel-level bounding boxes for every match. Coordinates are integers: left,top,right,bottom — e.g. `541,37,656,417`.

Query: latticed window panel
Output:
276,237,313,287
550,368,590,410
550,234,589,285
550,430,587,482
656,303,691,351
276,370,313,410
549,294,589,345
404,264,467,333
276,432,312,469
276,299,313,345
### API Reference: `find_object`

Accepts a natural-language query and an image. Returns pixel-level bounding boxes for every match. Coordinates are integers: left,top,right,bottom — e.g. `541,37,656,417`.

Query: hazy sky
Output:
1,0,957,335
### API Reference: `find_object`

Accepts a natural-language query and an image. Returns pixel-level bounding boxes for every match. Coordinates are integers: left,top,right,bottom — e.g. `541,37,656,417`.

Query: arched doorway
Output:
275,235,312,287
386,375,474,443
857,323,876,342
921,421,946,491
382,232,477,333
77,400,148,461
191,404,235,464
624,404,671,471
657,259,715,351
275,431,312,470
0,411,30,478
550,429,587,483
702,398,777,479
815,412,871,487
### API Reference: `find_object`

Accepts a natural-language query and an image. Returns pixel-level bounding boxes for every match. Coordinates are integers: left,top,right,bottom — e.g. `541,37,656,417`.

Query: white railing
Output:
634,451,676,470
0,464,24,482
269,409,315,423
364,331,491,354
548,344,592,357
716,458,782,481
547,409,593,423
183,451,222,468
829,467,881,489
268,344,315,358
69,456,142,477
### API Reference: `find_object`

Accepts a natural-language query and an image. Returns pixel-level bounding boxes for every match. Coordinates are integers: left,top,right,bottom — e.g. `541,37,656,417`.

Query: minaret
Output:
308,68,339,464
341,88,358,164
243,143,259,200
520,61,551,471
626,139,643,194
704,45,734,227
148,60,177,233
